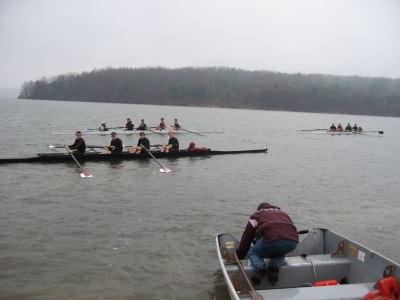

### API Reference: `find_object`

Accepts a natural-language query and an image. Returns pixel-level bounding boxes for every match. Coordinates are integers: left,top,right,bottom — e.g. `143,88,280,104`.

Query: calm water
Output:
0,98,399,300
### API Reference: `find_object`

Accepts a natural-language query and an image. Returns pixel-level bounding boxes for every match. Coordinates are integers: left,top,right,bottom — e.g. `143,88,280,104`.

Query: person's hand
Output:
111,146,115,150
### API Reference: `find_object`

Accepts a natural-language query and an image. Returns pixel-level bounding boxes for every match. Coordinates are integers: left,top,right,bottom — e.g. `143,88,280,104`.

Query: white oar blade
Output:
80,172,93,178
160,168,171,173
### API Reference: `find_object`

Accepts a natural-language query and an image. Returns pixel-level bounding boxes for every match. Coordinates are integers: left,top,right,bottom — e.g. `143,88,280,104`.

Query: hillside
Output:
18,67,400,117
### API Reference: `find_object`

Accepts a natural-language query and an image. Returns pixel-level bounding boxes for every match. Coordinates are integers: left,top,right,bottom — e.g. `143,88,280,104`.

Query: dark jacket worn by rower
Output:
137,137,150,153
345,124,352,131
237,204,298,260
168,137,179,151
68,138,86,154
110,138,123,153
125,121,134,131
137,123,148,130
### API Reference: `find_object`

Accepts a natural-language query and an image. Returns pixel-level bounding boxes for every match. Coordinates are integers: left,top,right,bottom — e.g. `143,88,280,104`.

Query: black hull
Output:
0,149,267,164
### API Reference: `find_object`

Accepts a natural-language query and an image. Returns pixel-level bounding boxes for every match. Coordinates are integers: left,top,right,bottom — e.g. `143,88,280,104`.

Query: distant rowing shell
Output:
52,129,224,135
308,131,366,135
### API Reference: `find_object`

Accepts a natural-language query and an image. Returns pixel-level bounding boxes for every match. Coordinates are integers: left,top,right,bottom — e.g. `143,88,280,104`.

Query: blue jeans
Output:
249,238,297,272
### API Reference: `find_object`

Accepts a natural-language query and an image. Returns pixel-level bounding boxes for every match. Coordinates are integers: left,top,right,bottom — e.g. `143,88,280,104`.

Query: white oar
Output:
142,147,171,173
65,148,92,178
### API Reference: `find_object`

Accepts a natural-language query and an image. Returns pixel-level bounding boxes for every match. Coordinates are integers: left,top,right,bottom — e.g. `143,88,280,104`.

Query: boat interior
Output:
217,228,399,300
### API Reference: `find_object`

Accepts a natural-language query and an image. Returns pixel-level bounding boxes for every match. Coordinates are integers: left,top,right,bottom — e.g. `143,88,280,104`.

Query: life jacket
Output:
187,142,207,151
362,277,400,300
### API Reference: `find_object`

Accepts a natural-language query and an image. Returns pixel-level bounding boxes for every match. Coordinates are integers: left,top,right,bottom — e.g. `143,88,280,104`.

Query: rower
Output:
160,130,179,153
352,124,358,131
100,132,123,154
125,118,134,131
156,118,167,130
345,123,352,131
137,119,148,130
171,118,182,130
129,132,150,154
336,123,343,132
64,131,86,155
329,123,336,132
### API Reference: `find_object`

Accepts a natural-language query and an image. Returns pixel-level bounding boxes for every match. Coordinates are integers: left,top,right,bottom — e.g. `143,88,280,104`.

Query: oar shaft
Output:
181,128,207,137
232,252,264,300
66,148,86,173
143,148,165,169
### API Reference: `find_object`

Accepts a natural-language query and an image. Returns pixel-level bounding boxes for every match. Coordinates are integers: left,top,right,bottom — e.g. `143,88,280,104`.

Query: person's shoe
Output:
268,262,279,285
251,265,268,285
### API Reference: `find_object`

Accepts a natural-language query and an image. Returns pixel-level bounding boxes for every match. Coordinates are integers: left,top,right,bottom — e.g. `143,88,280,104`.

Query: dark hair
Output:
257,202,271,210
76,131,82,135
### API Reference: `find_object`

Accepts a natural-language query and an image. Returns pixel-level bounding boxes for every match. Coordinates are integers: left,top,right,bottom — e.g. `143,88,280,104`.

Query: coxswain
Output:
345,123,352,131
336,123,343,131
100,132,124,154
125,118,134,131
357,125,363,131
156,118,167,130
352,124,358,131
64,131,86,155
99,121,108,131
329,123,336,132
187,142,207,151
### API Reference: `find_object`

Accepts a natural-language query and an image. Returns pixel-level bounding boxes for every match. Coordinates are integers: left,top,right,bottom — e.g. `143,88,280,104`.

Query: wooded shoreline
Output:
18,67,400,117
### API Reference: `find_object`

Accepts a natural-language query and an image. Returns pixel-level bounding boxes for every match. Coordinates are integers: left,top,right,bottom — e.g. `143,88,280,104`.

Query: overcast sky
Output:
1,0,399,89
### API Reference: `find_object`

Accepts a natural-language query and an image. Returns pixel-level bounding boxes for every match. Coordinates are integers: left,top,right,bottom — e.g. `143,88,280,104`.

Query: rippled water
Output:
0,98,399,299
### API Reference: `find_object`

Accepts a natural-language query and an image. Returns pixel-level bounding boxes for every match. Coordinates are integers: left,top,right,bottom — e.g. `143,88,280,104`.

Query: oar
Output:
141,147,171,173
180,128,209,137
232,252,264,300
300,129,328,131
148,128,165,136
65,148,92,178
364,131,384,134
50,144,161,149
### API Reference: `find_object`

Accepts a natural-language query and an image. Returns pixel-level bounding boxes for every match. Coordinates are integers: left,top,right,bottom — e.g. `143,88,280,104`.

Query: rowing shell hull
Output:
52,129,224,135
308,131,365,135
0,148,267,164
216,228,399,300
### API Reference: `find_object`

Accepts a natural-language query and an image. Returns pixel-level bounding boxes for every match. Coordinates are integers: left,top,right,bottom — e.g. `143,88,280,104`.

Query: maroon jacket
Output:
237,204,298,259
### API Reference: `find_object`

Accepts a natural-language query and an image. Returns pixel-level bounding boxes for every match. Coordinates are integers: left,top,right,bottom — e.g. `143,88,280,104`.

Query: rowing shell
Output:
0,148,267,164
52,129,224,135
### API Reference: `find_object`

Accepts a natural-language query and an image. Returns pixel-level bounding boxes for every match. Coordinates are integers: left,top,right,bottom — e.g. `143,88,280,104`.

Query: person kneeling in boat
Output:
160,131,179,153
237,202,298,286
329,123,336,132
100,132,123,154
64,131,86,155
129,132,150,154
336,123,343,132
345,123,352,131
187,142,207,151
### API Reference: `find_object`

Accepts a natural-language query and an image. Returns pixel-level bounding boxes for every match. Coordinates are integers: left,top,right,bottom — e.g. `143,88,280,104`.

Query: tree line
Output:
18,67,400,117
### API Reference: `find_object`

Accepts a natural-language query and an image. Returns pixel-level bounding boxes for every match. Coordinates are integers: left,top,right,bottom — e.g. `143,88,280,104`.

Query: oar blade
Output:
160,168,171,173
80,172,93,178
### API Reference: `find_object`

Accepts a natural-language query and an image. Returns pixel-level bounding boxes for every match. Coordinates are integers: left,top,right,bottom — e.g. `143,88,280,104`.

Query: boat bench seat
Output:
225,254,352,289
257,282,376,300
